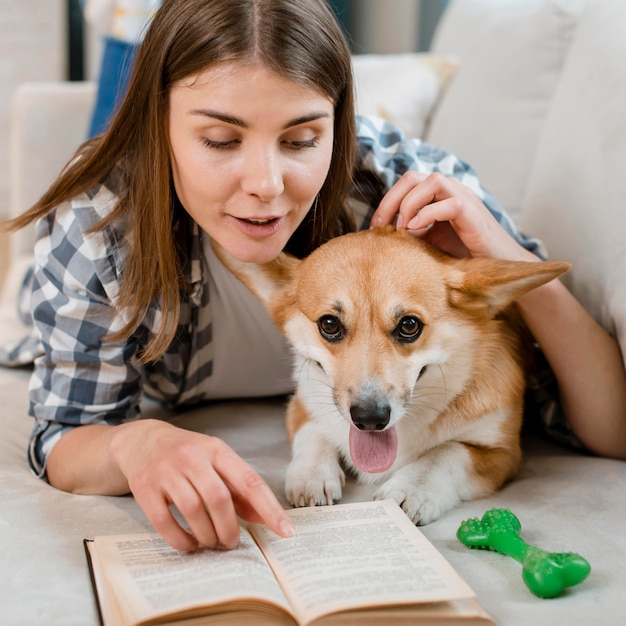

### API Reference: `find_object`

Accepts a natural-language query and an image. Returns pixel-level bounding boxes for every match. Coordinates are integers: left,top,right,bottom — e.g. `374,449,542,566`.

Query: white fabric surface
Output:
428,0,584,225
521,0,626,363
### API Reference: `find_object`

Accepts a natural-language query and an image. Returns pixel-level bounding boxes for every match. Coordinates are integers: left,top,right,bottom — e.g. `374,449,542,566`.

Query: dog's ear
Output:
448,258,571,317
210,239,300,309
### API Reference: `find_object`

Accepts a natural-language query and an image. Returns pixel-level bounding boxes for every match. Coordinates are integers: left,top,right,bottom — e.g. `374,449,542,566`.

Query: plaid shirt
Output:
0,116,576,476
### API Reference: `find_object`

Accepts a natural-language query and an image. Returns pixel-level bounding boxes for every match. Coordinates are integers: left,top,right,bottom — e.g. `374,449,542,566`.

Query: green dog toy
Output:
457,508,591,598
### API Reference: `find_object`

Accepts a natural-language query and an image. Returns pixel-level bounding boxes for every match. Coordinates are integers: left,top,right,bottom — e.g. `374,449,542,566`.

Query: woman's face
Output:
168,61,335,263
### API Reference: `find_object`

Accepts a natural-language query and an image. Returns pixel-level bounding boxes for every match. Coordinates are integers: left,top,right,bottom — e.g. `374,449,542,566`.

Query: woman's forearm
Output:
46,423,133,495
516,279,626,459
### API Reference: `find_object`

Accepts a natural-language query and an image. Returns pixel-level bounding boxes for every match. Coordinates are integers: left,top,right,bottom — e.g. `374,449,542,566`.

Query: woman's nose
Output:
241,147,284,201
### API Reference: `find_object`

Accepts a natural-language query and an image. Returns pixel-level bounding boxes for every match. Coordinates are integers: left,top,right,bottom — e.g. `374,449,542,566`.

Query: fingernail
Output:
396,214,404,229
279,519,295,537
407,216,419,229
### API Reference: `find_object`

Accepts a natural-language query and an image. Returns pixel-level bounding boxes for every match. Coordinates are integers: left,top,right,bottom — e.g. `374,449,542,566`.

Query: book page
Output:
89,528,295,625
249,500,475,625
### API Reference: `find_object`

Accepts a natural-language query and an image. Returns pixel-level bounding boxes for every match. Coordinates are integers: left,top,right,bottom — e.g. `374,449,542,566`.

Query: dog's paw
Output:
285,461,345,508
373,480,457,525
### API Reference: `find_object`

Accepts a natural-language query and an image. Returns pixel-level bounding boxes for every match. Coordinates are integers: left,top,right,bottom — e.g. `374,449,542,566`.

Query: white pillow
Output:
521,0,626,357
352,53,457,139
427,0,583,225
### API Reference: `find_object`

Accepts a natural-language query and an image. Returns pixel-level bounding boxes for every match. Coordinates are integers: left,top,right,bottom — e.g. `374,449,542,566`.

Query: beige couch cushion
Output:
428,0,583,225
352,52,457,139
521,0,626,358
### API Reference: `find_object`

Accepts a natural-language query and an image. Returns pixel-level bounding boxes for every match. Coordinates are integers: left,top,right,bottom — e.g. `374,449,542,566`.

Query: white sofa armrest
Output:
9,81,96,260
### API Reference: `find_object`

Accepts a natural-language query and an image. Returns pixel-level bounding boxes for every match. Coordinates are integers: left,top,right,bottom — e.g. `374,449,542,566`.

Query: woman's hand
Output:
370,171,534,262
110,419,295,551
47,419,295,551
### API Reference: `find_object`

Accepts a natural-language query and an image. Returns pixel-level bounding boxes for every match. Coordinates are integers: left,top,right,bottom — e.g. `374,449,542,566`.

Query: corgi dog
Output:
213,227,569,524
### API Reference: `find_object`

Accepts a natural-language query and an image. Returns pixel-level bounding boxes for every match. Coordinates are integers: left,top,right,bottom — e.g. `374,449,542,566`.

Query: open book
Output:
84,499,494,625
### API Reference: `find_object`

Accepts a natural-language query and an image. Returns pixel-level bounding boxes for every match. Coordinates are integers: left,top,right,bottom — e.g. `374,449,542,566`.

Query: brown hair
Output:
7,0,356,362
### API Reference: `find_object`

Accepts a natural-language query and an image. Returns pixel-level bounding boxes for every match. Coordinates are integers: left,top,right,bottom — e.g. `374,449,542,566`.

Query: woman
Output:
3,0,625,552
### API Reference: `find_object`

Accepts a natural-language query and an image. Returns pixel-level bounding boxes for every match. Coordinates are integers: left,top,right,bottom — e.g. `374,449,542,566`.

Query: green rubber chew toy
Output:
456,508,591,598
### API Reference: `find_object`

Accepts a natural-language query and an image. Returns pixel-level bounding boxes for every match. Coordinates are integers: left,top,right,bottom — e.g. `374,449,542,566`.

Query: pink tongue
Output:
349,425,398,473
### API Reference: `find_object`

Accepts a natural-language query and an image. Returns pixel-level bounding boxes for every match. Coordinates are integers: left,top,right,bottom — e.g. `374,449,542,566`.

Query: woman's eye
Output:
393,315,423,343
317,315,344,342
285,138,318,150
201,137,239,150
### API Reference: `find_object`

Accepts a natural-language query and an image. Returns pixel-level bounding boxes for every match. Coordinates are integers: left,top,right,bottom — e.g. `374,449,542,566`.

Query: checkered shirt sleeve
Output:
25,191,145,476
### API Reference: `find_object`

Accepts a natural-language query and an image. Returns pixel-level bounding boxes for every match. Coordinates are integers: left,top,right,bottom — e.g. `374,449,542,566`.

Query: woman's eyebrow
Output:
190,110,247,127
189,109,330,129
283,112,331,129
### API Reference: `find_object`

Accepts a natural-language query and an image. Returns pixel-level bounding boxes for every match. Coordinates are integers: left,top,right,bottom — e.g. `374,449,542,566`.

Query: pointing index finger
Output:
215,443,295,538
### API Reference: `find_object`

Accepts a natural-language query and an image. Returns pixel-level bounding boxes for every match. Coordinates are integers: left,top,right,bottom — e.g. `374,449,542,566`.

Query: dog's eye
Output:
317,315,344,342
393,315,423,343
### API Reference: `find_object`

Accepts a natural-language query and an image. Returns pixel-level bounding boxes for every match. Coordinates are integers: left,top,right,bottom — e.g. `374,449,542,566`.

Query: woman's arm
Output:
515,277,626,459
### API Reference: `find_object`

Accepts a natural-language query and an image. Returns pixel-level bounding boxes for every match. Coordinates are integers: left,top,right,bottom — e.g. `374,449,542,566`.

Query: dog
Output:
213,226,570,524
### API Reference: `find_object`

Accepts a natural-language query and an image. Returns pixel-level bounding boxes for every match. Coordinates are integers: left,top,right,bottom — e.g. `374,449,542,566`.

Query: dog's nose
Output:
350,403,391,431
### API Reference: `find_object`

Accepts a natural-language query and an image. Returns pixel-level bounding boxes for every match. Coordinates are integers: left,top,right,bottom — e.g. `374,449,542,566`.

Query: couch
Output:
1,1,625,624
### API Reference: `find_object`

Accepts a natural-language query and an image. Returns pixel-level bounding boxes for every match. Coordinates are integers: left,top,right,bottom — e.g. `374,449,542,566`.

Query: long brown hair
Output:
6,0,357,362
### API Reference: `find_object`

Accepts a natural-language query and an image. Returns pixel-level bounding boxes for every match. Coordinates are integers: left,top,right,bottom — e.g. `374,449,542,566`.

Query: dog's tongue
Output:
349,425,398,473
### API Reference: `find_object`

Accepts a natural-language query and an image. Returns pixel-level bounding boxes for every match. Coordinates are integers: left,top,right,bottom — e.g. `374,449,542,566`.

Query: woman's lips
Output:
229,214,285,238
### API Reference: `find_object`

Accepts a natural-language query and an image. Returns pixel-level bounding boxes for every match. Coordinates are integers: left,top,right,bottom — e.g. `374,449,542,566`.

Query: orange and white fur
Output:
214,227,569,524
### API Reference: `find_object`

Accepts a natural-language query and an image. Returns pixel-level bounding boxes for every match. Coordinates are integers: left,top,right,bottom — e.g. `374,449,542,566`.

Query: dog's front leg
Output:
285,421,346,508
373,441,498,525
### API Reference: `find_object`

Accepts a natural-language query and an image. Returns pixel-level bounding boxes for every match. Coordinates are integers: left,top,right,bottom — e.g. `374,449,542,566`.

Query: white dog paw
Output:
286,462,345,508
374,481,456,525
